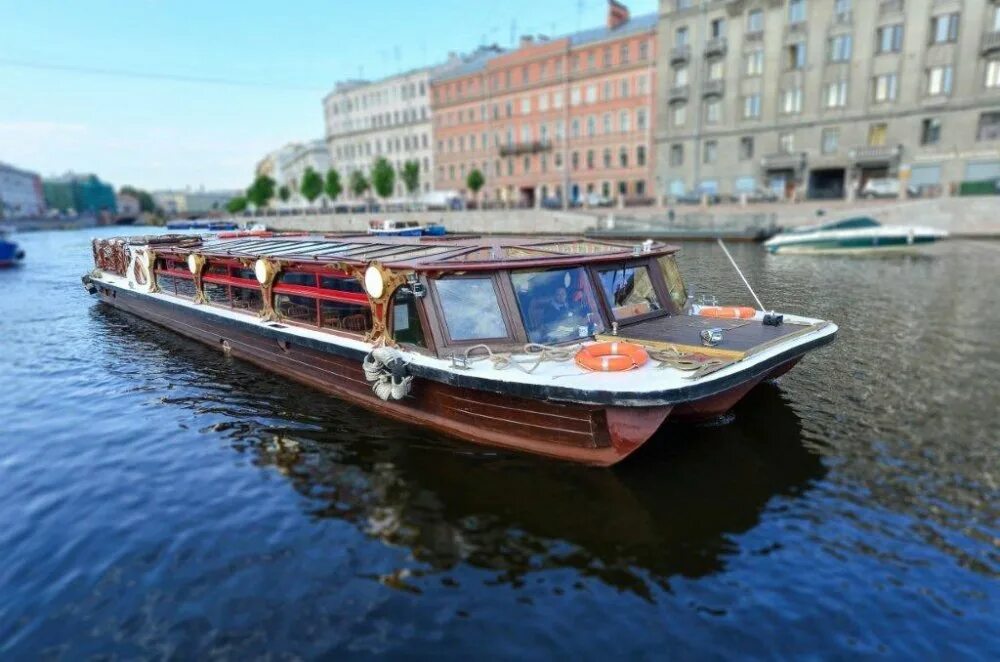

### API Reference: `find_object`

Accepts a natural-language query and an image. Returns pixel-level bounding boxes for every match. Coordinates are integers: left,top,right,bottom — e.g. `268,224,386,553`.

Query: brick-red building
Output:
430,2,656,207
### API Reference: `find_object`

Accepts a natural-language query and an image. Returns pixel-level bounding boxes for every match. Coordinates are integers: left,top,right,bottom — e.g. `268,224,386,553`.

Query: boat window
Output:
320,274,364,293
158,274,196,299
597,265,662,320
232,267,257,281
436,277,509,341
206,263,228,276
276,294,318,324
391,289,426,347
510,267,606,344
320,301,372,332
656,255,688,311
278,271,318,287
231,286,263,312
204,282,230,306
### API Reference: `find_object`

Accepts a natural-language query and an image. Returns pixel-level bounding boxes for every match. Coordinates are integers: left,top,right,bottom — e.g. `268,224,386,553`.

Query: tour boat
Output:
0,229,25,267
764,216,948,255
368,219,446,237
82,233,837,466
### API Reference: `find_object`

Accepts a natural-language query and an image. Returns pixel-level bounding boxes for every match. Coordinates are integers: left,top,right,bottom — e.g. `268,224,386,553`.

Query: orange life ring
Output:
575,342,649,372
697,306,757,319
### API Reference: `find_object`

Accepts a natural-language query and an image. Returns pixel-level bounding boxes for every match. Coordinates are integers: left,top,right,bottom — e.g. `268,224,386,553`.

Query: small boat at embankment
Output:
0,229,25,267
764,216,948,255
82,233,836,466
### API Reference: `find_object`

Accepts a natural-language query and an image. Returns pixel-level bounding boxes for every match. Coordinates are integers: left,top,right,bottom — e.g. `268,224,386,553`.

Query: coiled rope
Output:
646,345,733,379
462,343,583,374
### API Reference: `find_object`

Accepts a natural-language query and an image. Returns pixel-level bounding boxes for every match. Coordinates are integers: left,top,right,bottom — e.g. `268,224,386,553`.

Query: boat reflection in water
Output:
93,305,826,595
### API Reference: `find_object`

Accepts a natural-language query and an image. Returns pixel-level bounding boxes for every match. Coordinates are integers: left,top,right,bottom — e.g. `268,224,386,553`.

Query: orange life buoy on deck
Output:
575,342,649,372
697,306,757,319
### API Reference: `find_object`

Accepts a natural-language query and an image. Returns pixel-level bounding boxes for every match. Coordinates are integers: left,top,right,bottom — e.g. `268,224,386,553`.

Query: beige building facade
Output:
656,0,1000,200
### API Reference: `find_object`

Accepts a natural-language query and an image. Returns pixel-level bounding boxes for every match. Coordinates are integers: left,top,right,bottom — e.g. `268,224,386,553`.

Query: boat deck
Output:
604,314,820,360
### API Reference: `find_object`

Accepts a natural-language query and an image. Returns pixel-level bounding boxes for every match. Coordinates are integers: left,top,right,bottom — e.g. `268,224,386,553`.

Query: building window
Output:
747,9,763,33
619,110,630,133
669,144,683,166
710,18,726,38
672,103,687,127
921,118,941,145
620,79,629,98
620,43,630,64
834,0,850,18
675,26,689,47
824,80,848,108
930,13,959,45
789,0,806,24
779,132,795,154
637,108,648,131
743,94,761,118
828,34,852,62
571,118,580,138
637,145,647,166
586,85,597,104
703,140,718,164
745,50,764,76
708,59,724,80
603,113,612,134
876,24,903,54
868,123,888,146
821,127,839,154
787,42,807,70
587,52,596,70
521,98,531,114
675,65,689,86
639,40,650,61
587,116,596,137
705,98,721,123
603,47,612,67
986,60,1000,89
976,112,1000,141
603,148,612,168
872,73,898,102
781,87,803,114
927,65,954,96
739,137,754,161
619,147,629,168
586,150,594,169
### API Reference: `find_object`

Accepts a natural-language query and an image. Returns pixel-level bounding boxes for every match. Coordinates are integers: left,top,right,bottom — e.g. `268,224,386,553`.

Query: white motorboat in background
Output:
764,216,948,255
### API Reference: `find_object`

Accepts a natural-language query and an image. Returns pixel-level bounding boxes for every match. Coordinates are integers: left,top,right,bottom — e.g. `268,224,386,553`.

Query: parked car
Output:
584,192,614,207
540,196,563,209
744,187,780,203
860,178,919,199
675,190,721,205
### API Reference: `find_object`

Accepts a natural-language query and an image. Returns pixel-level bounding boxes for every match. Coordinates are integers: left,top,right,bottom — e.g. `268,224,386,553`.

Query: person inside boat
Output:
534,286,592,342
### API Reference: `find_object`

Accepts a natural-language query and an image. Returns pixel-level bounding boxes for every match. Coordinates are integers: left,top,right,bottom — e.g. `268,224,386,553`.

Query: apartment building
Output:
431,1,657,207
656,0,1000,200
0,162,45,218
322,48,501,200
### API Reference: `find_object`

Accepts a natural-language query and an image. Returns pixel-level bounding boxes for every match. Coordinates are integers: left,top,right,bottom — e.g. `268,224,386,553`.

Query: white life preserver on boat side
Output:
127,247,155,293
363,346,413,401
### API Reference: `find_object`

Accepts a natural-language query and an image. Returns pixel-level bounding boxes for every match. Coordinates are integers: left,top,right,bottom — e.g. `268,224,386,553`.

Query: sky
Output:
0,0,657,192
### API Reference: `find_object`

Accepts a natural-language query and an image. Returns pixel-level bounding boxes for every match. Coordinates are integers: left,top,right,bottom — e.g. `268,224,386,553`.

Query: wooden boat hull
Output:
91,283,810,466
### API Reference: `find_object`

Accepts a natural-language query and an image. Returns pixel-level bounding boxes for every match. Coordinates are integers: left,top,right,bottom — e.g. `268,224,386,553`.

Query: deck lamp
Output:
187,254,199,274
255,258,269,284
364,265,384,299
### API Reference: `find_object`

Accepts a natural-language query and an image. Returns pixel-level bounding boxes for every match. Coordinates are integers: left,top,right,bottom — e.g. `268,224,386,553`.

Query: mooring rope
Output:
646,345,734,380
462,343,583,374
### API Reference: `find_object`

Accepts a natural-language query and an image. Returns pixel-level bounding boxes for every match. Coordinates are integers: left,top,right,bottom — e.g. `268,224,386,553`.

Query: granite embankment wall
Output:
247,196,998,238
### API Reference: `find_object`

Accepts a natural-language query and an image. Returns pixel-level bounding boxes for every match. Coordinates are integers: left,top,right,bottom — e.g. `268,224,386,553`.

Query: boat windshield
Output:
511,267,606,344
436,277,509,341
597,265,663,320
793,216,881,233
656,255,688,311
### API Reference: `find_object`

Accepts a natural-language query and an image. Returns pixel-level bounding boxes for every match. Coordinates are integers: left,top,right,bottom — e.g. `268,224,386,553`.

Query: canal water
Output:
0,228,997,658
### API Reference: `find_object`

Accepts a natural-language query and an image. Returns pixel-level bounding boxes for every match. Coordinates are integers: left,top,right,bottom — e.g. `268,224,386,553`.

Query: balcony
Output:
670,44,691,65
848,144,902,163
745,30,764,44
832,10,852,26
498,140,552,157
704,37,727,58
878,0,903,17
702,79,725,97
668,84,690,102
761,152,807,170
982,30,1000,55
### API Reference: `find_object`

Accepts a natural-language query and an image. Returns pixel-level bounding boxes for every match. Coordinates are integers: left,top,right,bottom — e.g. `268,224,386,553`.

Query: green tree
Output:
226,196,248,213
119,186,156,213
400,160,420,197
246,174,276,208
371,158,395,199
300,167,323,203
278,185,291,203
324,168,342,201
350,170,369,198
466,168,485,203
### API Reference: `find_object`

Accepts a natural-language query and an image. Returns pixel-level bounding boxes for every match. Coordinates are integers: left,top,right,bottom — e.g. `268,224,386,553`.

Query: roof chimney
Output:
520,34,534,48
607,0,629,30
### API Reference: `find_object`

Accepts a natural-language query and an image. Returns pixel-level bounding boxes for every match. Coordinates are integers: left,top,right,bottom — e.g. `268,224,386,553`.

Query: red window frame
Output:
271,267,372,333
